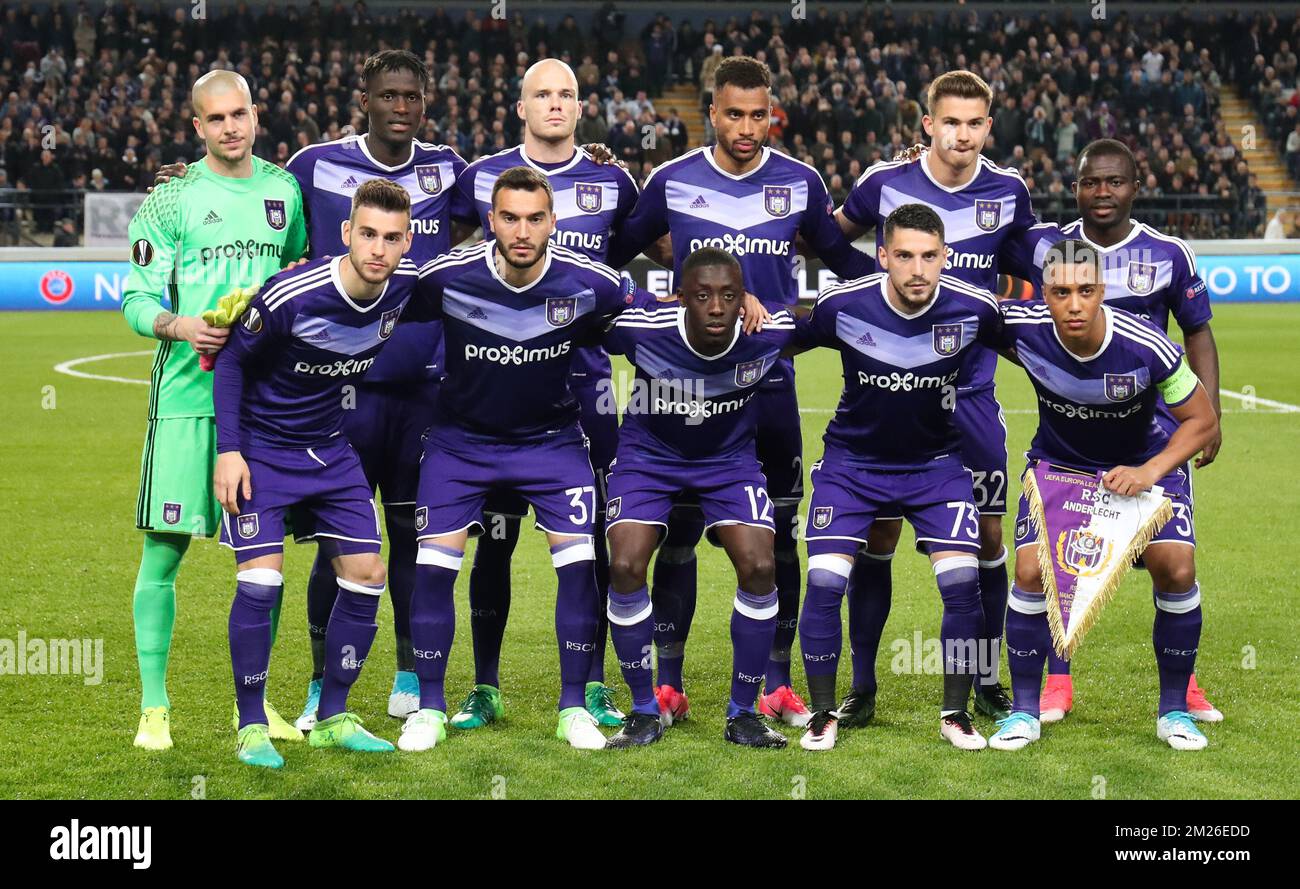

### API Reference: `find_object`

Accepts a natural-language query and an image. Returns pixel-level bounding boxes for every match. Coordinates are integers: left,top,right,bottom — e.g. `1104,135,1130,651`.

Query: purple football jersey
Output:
608,146,874,304
805,273,1003,469
1001,301,1192,472
459,146,639,380
286,135,476,384
214,255,419,453
414,241,649,439
602,304,801,462
841,152,1037,392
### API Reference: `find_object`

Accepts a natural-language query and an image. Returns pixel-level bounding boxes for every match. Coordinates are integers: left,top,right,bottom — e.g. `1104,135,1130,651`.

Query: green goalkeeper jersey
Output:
122,155,307,419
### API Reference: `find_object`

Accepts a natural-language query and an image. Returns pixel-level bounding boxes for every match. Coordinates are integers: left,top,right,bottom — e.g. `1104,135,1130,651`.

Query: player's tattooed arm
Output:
147,162,188,193
152,311,231,354
583,143,629,171
892,143,926,163
1183,323,1222,467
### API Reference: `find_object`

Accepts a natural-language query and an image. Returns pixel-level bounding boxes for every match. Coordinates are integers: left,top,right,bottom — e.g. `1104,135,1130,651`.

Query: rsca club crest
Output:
414,507,428,532
546,296,577,327
1015,516,1030,542
163,501,183,525
416,165,443,196
764,185,792,217
606,497,622,521
974,200,1002,232
1055,529,1111,577
574,183,603,214
932,323,963,357
811,506,833,530
264,199,287,231
378,307,401,340
1104,373,1137,402
1126,261,1157,295
238,513,260,539
735,359,764,387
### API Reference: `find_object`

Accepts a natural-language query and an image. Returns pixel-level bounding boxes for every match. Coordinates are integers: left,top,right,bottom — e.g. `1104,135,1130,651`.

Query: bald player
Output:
122,69,307,750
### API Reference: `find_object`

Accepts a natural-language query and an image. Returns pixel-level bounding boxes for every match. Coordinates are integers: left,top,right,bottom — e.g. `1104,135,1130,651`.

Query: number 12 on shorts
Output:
745,485,773,523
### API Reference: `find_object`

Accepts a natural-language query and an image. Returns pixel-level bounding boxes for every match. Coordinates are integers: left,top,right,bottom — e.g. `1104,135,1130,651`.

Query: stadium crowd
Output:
0,2,1296,241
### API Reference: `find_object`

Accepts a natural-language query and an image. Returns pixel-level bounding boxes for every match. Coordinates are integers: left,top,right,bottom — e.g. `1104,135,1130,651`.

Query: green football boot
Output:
236,724,284,769
308,712,395,752
585,681,626,726
449,684,504,729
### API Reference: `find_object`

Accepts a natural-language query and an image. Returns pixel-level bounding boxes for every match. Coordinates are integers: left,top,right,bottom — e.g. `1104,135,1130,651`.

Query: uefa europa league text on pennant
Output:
1021,462,1173,659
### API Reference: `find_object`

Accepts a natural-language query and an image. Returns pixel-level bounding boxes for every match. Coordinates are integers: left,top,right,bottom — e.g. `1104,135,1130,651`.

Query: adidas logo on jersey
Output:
467,307,488,320
856,331,876,347
203,210,222,225
689,195,709,209
342,176,359,188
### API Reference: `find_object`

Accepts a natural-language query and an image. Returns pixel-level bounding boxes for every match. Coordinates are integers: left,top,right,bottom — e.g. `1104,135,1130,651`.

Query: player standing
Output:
607,55,874,727
988,241,1219,751
833,71,1036,726
796,204,1005,751
282,50,478,729
998,139,1223,723
122,70,306,750
448,59,640,730
213,179,420,768
601,248,796,749
397,168,656,752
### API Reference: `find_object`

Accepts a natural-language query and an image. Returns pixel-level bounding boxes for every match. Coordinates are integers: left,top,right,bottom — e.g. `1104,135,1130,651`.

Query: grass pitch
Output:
1,304,1297,799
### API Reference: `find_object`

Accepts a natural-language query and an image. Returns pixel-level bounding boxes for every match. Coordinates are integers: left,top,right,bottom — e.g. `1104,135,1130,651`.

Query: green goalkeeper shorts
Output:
135,417,220,538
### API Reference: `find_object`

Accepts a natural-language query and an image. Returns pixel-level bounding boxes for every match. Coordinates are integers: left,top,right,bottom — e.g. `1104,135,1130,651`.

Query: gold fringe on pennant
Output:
1022,464,1173,660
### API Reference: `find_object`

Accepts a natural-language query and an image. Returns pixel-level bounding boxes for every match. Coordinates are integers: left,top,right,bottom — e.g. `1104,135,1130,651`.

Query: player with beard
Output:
832,71,1038,728
448,59,643,731
607,56,874,728
998,139,1223,724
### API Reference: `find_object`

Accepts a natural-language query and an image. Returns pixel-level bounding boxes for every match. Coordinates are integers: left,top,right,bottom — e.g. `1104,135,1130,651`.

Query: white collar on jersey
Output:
676,307,741,360
919,150,982,194
1062,219,1144,253
878,275,940,320
1052,303,1114,363
484,240,554,293
519,145,584,176
330,254,391,313
701,144,771,181
356,134,417,173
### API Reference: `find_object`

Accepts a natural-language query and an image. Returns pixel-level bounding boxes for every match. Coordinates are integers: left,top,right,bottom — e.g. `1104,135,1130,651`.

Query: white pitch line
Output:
1218,388,1300,413
53,351,153,386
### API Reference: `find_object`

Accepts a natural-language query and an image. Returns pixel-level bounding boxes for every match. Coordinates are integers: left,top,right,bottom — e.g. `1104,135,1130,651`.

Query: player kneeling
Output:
601,248,797,749
214,180,419,768
989,241,1219,752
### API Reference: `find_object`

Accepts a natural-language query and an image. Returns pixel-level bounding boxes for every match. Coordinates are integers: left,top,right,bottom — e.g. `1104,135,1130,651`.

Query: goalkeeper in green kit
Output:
122,70,307,750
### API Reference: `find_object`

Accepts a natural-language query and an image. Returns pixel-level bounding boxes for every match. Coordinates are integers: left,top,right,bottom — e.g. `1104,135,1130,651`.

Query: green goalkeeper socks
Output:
133,533,189,710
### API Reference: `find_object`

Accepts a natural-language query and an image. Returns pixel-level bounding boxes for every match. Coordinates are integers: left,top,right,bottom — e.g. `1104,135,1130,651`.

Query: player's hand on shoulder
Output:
1101,464,1157,497
1195,428,1222,469
147,162,188,193
739,292,773,334
892,143,926,163
285,257,312,270
214,452,252,515
583,143,628,171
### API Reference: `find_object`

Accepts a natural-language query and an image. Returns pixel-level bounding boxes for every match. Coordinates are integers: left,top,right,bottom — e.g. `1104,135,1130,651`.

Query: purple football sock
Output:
1005,585,1052,718
317,581,383,721
977,547,1009,689
384,505,417,673
553,540,599,711
651,508,703,691
588,516,611,684
730,587,779,717
934,555,985,714
1153,585,1202,716
765,505,801,693
847,550,892,694
800,554,852,711
607,585,656,715
305,550,336,681
467,516,519,689
411,545,462,713
1046,647,1072,676
230,569,283,729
